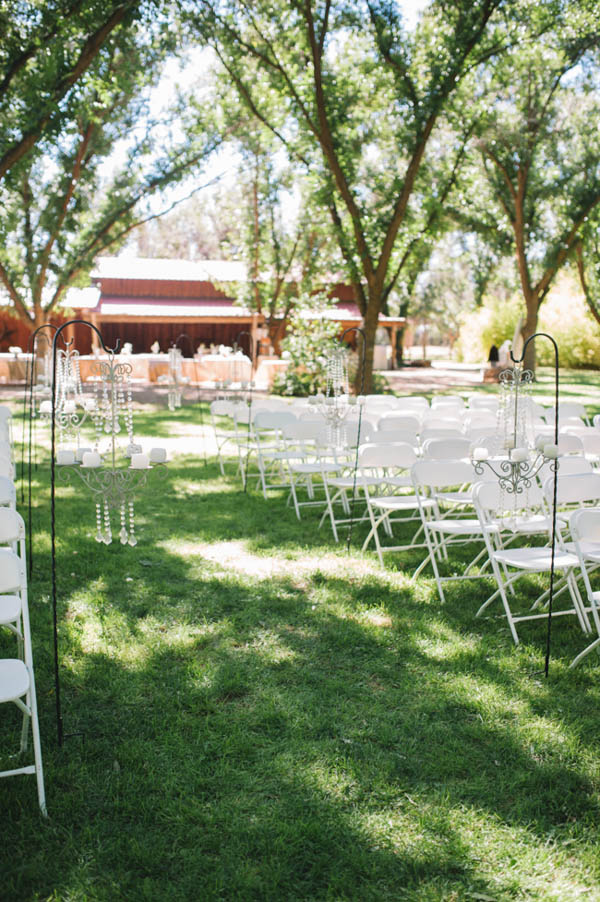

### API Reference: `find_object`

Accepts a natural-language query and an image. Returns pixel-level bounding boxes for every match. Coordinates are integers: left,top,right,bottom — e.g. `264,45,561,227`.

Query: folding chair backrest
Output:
0,457,14,479
431,395,465,411
0,476,16,508
282,420,323,443
377,413,421,433
412,458,475,490
359,441,417,471
0,548,22,594
420,427,464,442
253,410,297,431
570,507,600,543
544,472,600,507
557,434,584,456
0,508,25,546
463,412,497,434
395,396,429,412
368,428,419,448
210,399,235,418
422,414,461,430
538,457,593,484
421,437,472,460
343,419,372,446
581,433,600,457
474,478,544,514
468,396,499,412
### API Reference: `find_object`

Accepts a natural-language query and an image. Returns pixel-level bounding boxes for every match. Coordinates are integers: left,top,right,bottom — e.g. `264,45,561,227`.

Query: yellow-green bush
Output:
455,275,600,368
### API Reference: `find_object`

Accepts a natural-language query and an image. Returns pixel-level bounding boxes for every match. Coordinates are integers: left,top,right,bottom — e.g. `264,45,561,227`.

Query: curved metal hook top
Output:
52,319,112,355
27,322,64,354
509,331,559,366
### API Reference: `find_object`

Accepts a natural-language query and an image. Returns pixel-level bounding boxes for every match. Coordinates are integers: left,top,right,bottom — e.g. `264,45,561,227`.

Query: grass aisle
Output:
2,398,600,901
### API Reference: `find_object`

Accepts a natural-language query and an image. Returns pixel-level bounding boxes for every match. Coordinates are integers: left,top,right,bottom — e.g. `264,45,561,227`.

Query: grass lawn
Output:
2,377,600,901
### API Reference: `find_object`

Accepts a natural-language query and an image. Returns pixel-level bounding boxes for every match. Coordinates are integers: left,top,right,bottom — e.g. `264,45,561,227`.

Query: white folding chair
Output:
252,410,298,498
0,549,46,816
568,508,600,667
472,480,588,645
361,442,428,564
411,459,485,600
281,422,344,520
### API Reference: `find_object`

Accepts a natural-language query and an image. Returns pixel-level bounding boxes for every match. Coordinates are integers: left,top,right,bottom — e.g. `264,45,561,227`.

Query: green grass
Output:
2,384,600,901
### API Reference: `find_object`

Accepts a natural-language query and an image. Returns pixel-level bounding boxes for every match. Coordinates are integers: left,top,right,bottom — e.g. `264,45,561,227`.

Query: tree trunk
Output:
520,301,539,372
359,297,381,394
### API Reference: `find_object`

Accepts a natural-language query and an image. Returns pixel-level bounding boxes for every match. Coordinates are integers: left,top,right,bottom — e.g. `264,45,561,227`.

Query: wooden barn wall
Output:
98,321,250,356
0,310,93,354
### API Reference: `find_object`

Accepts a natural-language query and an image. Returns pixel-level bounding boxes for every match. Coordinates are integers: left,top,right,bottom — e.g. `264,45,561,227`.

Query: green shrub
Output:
272,293,341,396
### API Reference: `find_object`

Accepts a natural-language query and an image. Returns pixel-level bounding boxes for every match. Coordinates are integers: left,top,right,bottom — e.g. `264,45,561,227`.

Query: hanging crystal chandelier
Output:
472,355,558,499
309,341,364,447
56,350,167,545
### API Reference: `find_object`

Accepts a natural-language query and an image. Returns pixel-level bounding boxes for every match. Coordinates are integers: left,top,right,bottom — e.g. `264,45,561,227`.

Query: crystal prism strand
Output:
125,381,134,444
103,497,112,545
103,372,111,434
95,502,103,543
128,500,137,546
119,502,128,544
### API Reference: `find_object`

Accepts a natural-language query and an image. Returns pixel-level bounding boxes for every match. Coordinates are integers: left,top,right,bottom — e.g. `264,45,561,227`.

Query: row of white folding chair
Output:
0,508,46,815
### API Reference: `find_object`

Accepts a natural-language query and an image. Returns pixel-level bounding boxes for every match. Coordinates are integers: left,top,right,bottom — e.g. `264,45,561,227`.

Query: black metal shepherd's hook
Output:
233,331,255,493
340,327,366,552
50,319,116,746
510,332,559,679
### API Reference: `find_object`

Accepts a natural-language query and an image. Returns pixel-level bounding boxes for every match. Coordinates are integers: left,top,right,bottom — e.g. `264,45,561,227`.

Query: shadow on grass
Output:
2,455,600,899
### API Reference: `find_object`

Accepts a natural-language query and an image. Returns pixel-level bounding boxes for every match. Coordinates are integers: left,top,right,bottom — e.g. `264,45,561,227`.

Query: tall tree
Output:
0,0,166,184
458,0,600,368
185,0,520,389
0,24,222,328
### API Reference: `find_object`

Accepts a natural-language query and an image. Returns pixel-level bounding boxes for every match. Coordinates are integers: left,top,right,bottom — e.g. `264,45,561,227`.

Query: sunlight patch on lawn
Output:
161,536,412,586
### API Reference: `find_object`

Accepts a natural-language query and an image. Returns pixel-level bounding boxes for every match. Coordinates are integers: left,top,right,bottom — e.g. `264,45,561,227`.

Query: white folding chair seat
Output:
0,549,46,816
472,481,588,645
